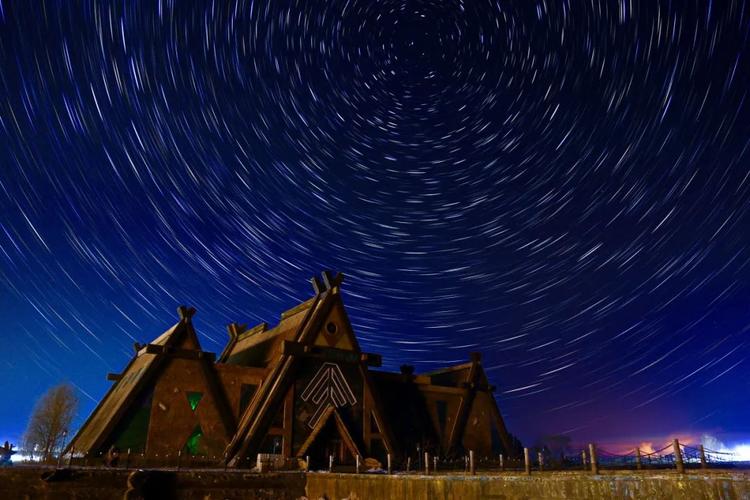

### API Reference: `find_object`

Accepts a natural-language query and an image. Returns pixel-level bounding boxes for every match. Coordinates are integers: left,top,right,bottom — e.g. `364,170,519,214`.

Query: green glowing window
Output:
186,391,203,411
184,425,203,455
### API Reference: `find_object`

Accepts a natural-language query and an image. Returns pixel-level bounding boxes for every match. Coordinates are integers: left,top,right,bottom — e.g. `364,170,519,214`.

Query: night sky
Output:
1,0,749,453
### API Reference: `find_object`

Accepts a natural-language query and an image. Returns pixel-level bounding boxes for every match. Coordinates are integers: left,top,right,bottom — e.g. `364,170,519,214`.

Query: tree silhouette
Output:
23,383,78,462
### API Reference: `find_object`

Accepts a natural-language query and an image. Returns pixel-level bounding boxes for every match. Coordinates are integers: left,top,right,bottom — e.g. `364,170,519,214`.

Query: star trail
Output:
1,0,749,450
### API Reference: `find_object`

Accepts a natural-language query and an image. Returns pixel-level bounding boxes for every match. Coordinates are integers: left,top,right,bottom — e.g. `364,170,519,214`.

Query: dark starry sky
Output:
1,0,749,451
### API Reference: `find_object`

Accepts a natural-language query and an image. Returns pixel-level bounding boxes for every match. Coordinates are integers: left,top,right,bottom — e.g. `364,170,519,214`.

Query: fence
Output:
15,439,742,475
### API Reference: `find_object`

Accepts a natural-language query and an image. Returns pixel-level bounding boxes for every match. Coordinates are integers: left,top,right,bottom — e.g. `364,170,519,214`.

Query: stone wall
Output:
307,471,750,500
2,468,748,499
0,468,306,500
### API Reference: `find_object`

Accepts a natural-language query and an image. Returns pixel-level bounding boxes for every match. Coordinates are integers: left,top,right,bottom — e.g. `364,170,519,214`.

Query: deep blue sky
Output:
1,0,749,451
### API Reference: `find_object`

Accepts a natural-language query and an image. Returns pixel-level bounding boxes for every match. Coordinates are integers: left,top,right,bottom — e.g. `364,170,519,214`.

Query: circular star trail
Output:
1,0,749,446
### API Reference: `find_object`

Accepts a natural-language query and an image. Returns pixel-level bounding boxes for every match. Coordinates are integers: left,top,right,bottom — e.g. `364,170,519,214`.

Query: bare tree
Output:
23,383,78,462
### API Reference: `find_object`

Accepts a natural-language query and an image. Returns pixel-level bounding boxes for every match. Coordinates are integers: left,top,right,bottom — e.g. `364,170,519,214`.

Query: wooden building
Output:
68,272,516,467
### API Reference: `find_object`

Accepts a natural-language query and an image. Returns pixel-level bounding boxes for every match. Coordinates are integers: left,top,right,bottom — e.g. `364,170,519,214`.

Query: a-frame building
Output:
68,272,516,467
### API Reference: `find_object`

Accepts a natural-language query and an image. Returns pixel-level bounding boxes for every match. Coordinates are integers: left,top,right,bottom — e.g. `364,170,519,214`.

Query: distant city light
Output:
732,444,750,461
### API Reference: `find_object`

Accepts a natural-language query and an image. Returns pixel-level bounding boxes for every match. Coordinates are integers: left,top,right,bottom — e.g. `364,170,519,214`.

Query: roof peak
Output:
177,305,196,321
310,270,344,295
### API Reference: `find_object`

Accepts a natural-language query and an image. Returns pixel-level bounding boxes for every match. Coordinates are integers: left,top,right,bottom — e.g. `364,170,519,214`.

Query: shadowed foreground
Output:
2,467,750,499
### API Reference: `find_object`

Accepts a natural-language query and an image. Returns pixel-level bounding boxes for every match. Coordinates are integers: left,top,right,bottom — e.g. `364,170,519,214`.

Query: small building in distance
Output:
67,271,517,467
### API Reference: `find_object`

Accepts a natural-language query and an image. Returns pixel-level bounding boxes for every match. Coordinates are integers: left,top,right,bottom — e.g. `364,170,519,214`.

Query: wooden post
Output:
306,455,310,472
433,456,438,474
387,454,392,474
406,456,411,473
470,450,476,475
589,444,598,474
126,449,131,470
699,445,707,470
673,439,684,474
635,448,642,470
356,455,361,474
499,453,504,471
581,450,587,471
328,454,333,473
524,448,531,475
537,451,544,472
177,450,181,471
424,452,430,475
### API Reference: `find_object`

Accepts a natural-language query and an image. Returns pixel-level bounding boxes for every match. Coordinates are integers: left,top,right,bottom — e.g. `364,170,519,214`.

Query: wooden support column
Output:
282,385,294,457
589,443,598,474
524,448,531,475
362,385,374,452
674,439,684,474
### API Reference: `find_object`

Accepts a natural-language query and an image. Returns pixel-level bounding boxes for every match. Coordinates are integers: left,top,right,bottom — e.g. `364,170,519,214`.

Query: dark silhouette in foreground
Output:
0,441,15,466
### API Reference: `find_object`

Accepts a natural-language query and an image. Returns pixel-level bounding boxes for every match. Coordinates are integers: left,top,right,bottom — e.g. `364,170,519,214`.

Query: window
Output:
186,392,203,412
184,425,203,455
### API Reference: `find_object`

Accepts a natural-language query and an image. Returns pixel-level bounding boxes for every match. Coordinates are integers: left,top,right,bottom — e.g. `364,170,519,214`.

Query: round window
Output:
326,322,337,335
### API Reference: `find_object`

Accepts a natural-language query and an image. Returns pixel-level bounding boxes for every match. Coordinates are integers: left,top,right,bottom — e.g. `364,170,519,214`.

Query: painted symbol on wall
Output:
300,362,357,428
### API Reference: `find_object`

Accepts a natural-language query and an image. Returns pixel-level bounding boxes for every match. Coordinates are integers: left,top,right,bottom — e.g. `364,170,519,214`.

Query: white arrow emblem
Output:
301,362,357,428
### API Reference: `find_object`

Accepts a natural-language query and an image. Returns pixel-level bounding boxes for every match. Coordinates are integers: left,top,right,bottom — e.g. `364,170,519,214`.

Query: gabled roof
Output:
219,299,315,367
224,271,396,464
66,306,236,454
369,371,440,452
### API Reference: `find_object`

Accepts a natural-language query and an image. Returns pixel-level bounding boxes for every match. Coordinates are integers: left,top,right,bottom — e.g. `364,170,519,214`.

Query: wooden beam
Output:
280,341,381,366
218,322,247,363
446,357,480,453
225,290,329,465
176,305,197,321
332,408,361,459
283,385,294,457
295,406,361,459
358,364,398,457
143,343,216,361
296,406,334,457
415,384,465,395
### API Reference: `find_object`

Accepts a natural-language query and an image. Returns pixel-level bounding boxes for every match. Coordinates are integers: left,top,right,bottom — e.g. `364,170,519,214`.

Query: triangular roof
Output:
224,272,396,464
67,306,234,454
443,353,511,454
369,352,512,456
